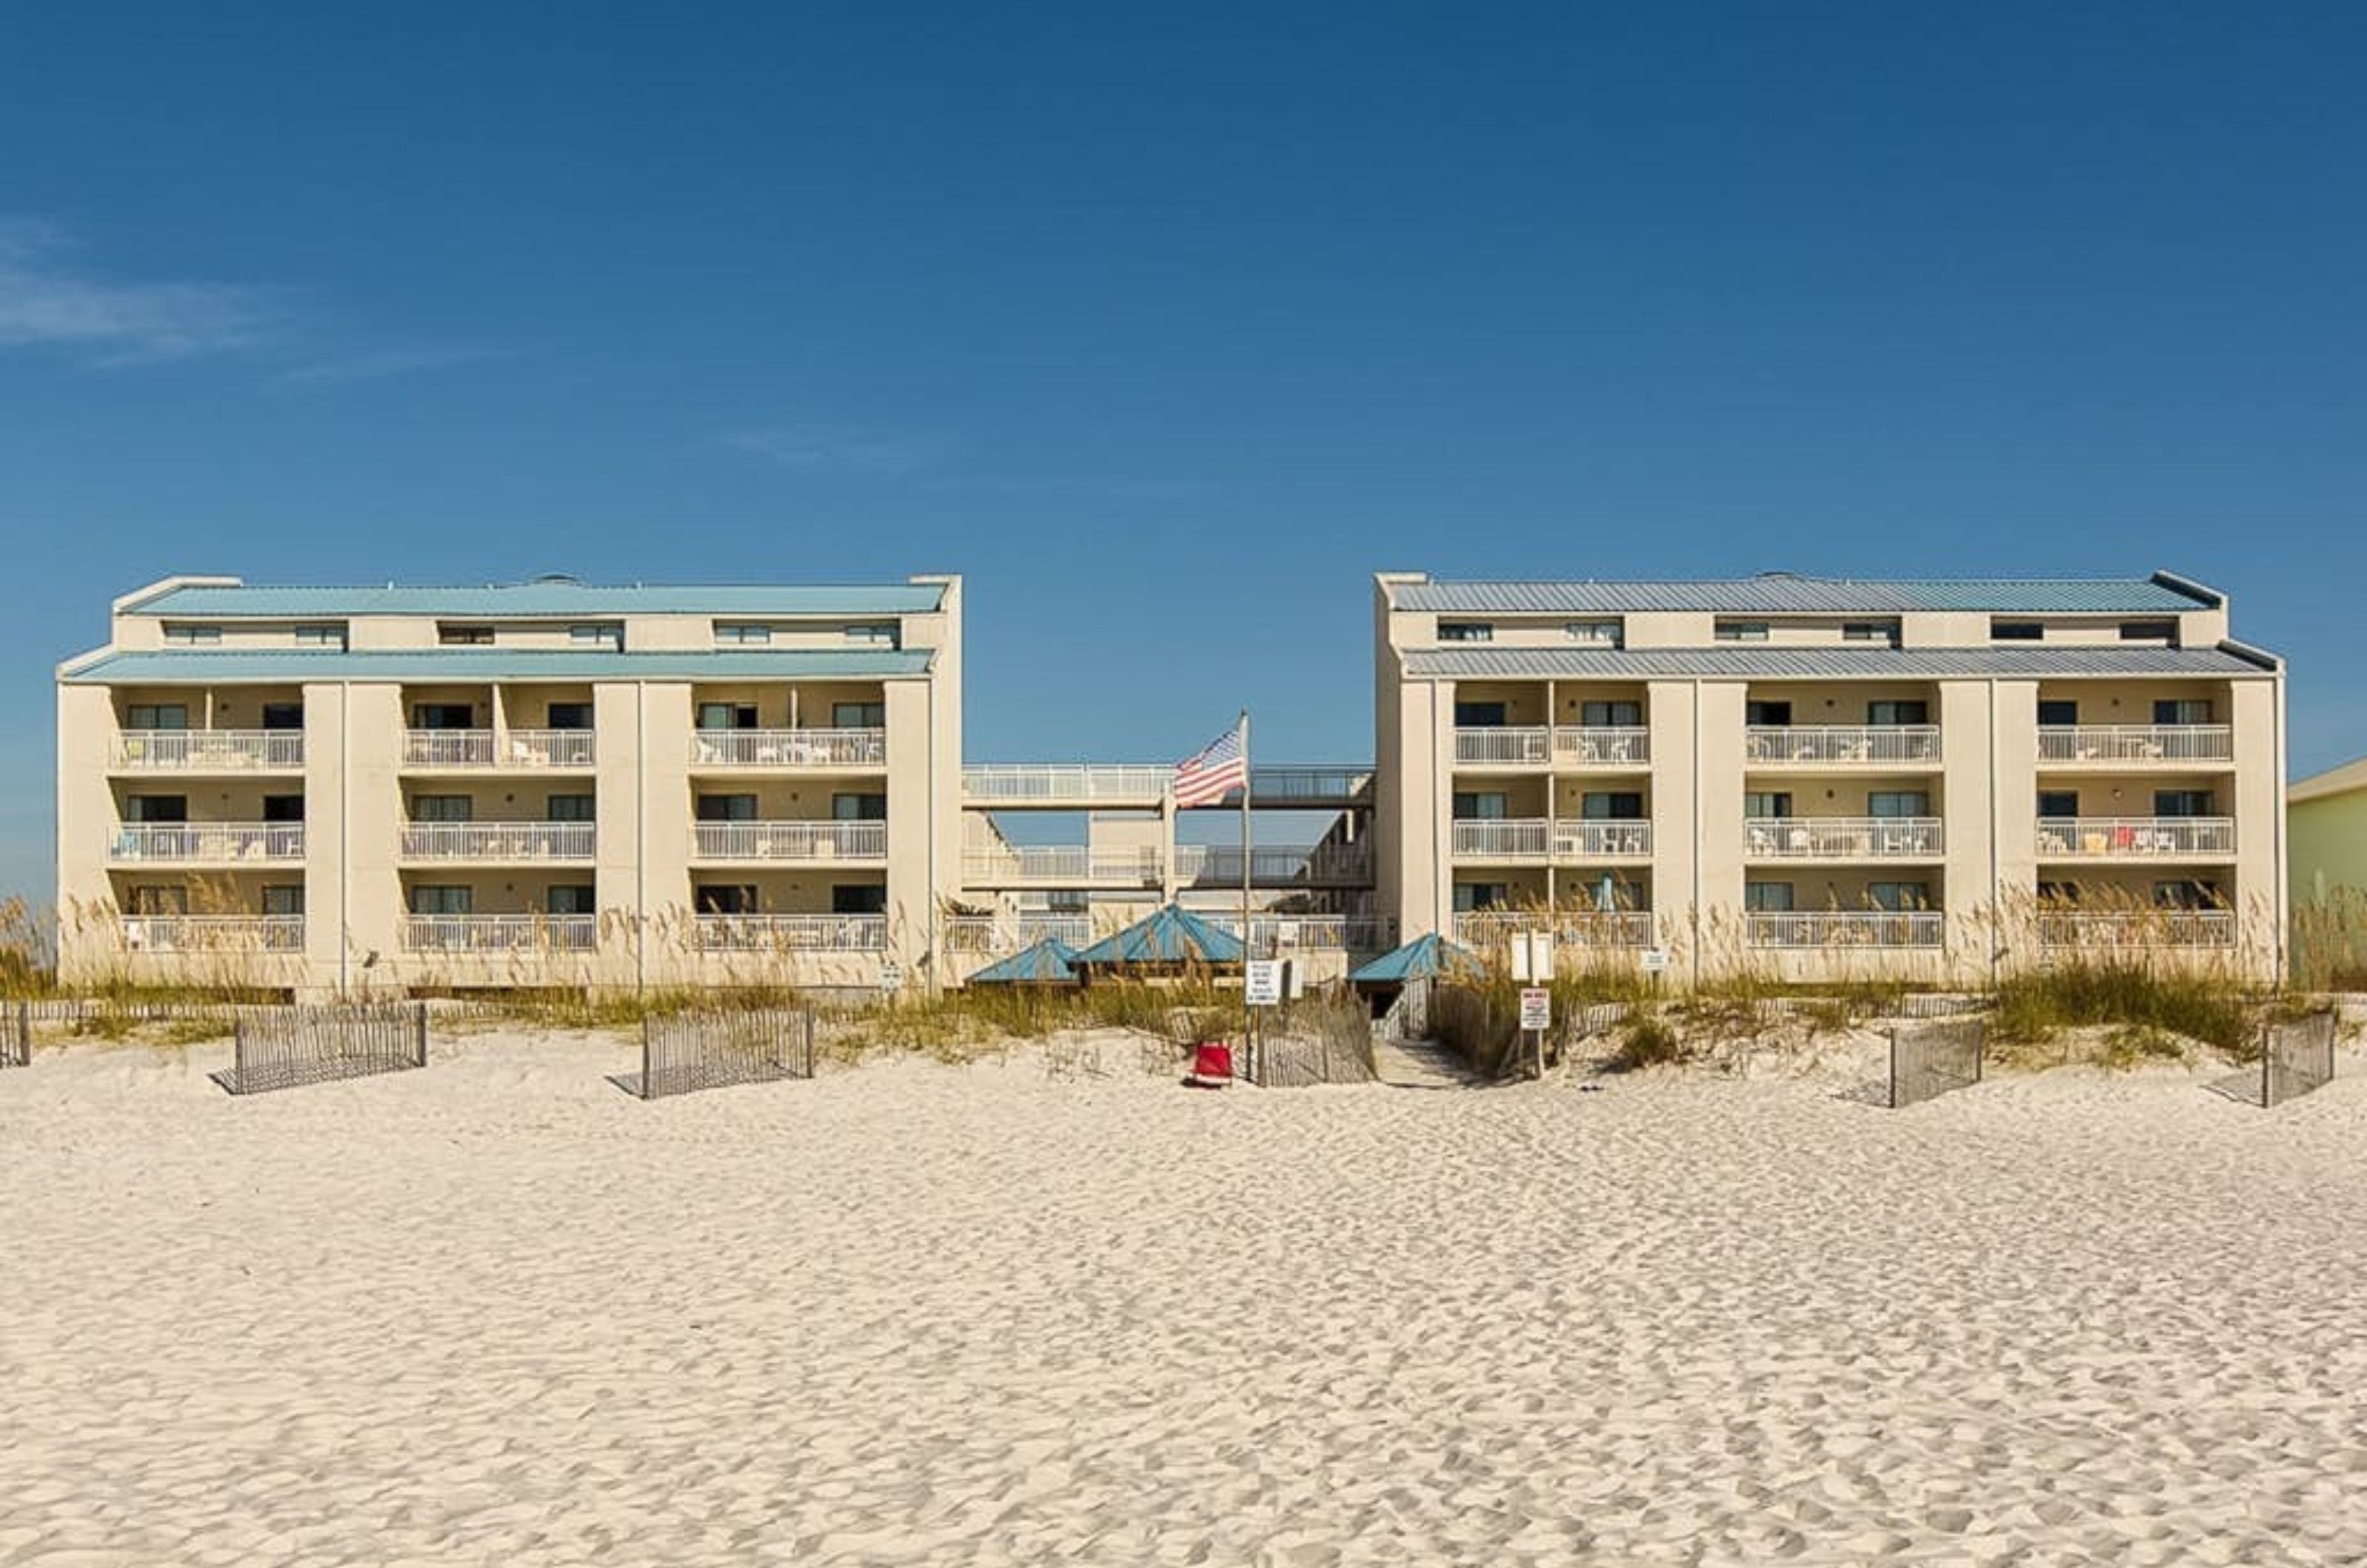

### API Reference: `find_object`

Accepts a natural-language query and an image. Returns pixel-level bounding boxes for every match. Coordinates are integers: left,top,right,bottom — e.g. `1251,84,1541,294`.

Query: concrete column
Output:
1644,680,1699,976
337,684,406,993
629,683,693,987
1693,683,1749,976
592,681,651,987
54,683,116,986
885,680,935,980
2229,678,2283,981
1988,680,2041,974
1939,680,2003,985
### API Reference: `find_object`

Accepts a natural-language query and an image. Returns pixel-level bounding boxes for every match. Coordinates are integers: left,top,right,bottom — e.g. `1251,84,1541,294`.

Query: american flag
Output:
1173,717,1248,808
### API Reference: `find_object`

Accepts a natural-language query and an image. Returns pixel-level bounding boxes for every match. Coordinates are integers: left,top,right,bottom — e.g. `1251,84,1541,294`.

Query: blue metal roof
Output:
967,938,1081,986
1394,573,2215,615
1348,933,1482,986
1402,645,2277,680
61,649,934,684
126,580,945,618
1072,905,1246,967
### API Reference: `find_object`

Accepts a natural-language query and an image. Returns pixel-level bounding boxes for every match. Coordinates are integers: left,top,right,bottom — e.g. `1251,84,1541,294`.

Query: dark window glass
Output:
831,883,888,915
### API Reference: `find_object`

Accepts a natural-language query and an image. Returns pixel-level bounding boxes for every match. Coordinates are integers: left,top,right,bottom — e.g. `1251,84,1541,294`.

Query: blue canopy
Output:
1348,932,1481,986
967,937,1081,986
1071,905,1246,967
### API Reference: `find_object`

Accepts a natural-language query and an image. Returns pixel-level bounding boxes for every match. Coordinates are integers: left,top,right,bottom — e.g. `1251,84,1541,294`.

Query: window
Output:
1746,700,1793,726
411,703,476,729
124,704,189,731
409,886,473,915
129,885,189,916
1992,620,2044,641
1842,621,1897,643
697,702,758,731
2155,789,2216,818
1867,882,1930,911
124,795,188,823
546,702,593,731
1715,621,1770,643
437,624,495,646
2119,621,2178,643
832,883,888,915
2153,699,2213,726
1438,622,1494,643
715,623,772,646
2155,879,2224,910
1452,883,1508,912
545,794,595,822
1868,700,1928,726
294,624,345,649
1452,700,1507,728
1565,621,1622,646
546,885,597,915
2037,699,2079,727
413,795,474,822
844,624,900,648
569,624,622,648
261,885,305,916
695,794,758,822
260,702,304,731
832,700,886,729
1744,882,1794,912
2036,881,2081,907
1867,791,1930,818
1579,700,1642,728
2038,790,2080,820
1745,791,1794,819
163,624,222,644
1451,792,1508,820
695,885,757,915
261,794,305,823
831,793,888,822
1579,792,1645,820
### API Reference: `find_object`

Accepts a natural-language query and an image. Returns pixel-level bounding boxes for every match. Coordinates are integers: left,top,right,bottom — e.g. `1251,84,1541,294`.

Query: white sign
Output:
1640,948,1672,975
1245,959,1285,1007
1508,931,1555,982
879,962,905,992
1519,987,1551,1032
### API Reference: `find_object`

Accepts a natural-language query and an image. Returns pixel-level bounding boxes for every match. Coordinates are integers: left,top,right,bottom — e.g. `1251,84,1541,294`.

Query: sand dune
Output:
4,1030,2364,1565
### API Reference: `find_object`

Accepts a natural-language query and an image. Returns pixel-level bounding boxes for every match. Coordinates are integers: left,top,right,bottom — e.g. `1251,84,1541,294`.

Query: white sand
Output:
4,1029,2366,1566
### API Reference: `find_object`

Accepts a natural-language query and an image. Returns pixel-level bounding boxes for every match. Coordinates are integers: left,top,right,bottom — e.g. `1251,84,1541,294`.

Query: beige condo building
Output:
1374,570,2289,984
57,575,962,997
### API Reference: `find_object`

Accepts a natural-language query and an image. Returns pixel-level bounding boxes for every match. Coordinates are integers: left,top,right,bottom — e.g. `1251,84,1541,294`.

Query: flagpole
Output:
1239,708,1252,1064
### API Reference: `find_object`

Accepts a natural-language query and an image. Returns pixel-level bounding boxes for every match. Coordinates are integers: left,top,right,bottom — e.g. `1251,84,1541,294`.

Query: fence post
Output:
1886,1024,1899,1110
640,1015,655,1101
15,999,26,1067
413,1002,429,1069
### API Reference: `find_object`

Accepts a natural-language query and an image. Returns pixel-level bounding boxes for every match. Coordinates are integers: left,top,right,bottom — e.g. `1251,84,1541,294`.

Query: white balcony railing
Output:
1746,726,1942,766
2036,911,2237,949
1451,819,1653,860
1453,727,1550,766
692,729,885,768
2034,817,2235,857
1744,817,1945,859
109,822,305,862
692,821,888,862
945,914,1099,953
399,822,597,861
1553,728,1652,767
693,914,888,952
403,730,496,768
112,730,304,771
121,915,305,953
1451,911,1659,950
502,729,596,768
1173,842,1376,887
2036,725,2235,764
1746,912,1945,949
402,914,598,953
1229,915,1397,955
959,846,1164,886
961,765,1175,803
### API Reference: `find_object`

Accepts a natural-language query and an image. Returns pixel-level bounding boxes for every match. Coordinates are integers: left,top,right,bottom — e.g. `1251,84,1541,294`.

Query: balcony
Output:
692,728,885,769
693,913,888,952
1553,728,1651,768
121,915,305,953
2036,911,2236,949
402,730,595,769
960,845,1163,888
109,822,305,864
1173,842,1375,889
1745,817,1945,859
1451,819,1653,862
402,914,598,953
399,822,596,862
1746,726,1942,766
1451,910,1659,949
2036,725,2234,766
692,821,888,863
112,730,304,772
961,765,1174,805
1453,727,1550,768
945,913,1098,953
1746,912,1944,949
2035,817,2235,858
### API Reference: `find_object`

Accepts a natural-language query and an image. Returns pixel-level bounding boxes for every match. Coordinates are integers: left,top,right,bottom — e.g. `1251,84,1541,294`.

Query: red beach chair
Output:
1184,1041,1234,1089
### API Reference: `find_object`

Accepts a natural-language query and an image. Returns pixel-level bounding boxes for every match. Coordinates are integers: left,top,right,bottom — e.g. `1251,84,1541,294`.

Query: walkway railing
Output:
109,822,305,862
692,821,888,861
959,846,1163,885
402,914,598,953
400,822,596,861
2036,724,2234,763
1746,911,1944,948
1744,817,1945,859
961,765,1173,802
1746,726,1942,765
945,914,1098,953
692,914,888,952
112,730,305,771
1245,766,1374,805
2034,817,2235,856
1174,842,1375,887
692,728,885,768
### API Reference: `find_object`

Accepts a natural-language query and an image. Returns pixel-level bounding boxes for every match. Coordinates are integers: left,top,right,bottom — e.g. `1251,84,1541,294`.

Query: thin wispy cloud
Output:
277,344,507,386
0,219,283,364
723,420,958,476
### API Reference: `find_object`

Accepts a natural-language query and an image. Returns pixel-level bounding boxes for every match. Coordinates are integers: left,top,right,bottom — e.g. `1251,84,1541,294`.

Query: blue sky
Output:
1,3,2362,901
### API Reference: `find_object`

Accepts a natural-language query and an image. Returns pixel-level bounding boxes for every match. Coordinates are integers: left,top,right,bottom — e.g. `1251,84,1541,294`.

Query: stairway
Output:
1370,1035,1482,1089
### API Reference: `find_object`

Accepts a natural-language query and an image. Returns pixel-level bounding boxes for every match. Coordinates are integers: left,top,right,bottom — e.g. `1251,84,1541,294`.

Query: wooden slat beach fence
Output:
212,1003,429,1096
1887,1018,1985,1109
2262,1010,2336,1107
620,1006,816,1100
1246,999,1377,1088
3,1001,28,1068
